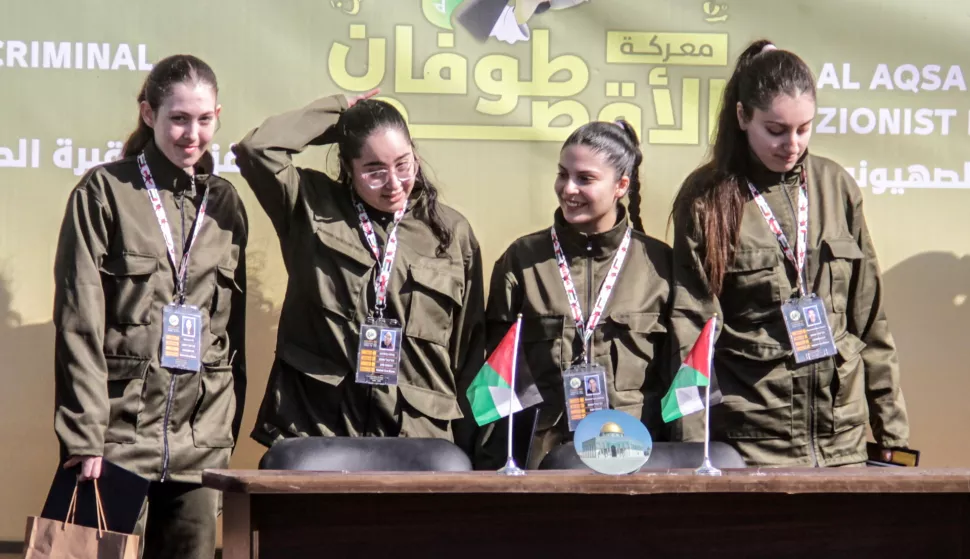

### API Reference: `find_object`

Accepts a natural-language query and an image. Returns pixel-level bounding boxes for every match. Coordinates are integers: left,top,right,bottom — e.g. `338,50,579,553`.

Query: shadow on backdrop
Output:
0,250,281,542
229,249,281,470
882,251,970,467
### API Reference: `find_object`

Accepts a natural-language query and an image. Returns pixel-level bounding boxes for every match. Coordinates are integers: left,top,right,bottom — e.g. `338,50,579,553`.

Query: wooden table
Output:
204,468,970,558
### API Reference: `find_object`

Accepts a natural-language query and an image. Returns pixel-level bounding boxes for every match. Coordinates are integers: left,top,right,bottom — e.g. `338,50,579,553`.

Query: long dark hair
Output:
122,54,219,157
670,40,815,295
561,119,645,233
333,99,453,255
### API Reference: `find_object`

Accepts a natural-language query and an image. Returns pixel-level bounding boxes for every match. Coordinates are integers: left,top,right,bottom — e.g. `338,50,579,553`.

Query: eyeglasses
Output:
360,157,417,189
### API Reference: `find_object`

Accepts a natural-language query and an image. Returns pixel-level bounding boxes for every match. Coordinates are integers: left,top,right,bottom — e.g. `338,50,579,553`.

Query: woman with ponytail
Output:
480,120,673,469
232,90,485,450
670,40,909,467
53,54,248,558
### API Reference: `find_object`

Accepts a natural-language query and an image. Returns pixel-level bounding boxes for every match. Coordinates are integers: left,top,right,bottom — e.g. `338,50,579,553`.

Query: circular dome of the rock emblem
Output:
573,409,652,475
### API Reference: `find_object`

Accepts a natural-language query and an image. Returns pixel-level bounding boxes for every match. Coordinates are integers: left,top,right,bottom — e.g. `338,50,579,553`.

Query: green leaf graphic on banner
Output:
422,0,466,29
330,0,362,15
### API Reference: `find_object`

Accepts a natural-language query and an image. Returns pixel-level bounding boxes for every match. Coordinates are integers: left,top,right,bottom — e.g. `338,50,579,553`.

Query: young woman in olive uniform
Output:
233,91,485,450
53,55,248,558
482,121,673,469
669,40,909,467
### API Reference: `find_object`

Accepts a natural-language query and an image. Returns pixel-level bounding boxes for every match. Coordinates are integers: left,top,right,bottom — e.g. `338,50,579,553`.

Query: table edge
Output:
202,468,970,495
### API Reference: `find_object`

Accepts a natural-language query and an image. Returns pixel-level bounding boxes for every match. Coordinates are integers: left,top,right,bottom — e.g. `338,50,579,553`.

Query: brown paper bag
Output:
22,479,139,559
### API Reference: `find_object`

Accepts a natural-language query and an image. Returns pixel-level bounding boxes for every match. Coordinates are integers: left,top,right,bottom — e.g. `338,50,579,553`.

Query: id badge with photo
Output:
161,304,203,372
781,294,837,364
562,363,609,432
356,318,403,386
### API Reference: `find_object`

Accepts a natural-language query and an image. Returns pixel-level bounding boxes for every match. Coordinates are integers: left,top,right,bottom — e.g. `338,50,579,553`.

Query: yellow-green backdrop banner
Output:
2,0,969,541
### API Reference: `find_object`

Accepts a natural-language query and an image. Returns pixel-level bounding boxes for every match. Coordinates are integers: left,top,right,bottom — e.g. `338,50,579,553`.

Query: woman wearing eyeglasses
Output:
232,90,486,450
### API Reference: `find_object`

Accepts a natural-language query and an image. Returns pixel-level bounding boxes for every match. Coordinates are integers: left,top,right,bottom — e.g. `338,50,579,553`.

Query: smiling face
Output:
738,91,815,173
349,127,417,213
554,144,629,234
141,81,220,174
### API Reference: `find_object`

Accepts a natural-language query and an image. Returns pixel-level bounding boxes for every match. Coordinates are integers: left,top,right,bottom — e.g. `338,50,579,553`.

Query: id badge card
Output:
356,319,403,386
161,304,203,372
562,363,609,432
782,295,838,364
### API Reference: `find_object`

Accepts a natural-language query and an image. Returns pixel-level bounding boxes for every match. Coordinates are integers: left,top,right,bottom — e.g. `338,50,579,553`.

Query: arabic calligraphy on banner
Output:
327,24,729,145
0,139,239,176
1,0,970,199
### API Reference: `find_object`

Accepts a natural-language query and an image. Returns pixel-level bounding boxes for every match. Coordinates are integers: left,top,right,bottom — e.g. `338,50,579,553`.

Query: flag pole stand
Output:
694,314,721,477
693,380,721,477
497,314,526,476
694,456,721,477
497,456,525,476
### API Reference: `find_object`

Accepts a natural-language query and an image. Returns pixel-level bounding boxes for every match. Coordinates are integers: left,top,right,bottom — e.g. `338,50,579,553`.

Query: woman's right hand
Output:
348,89,380,108
63,456,103,481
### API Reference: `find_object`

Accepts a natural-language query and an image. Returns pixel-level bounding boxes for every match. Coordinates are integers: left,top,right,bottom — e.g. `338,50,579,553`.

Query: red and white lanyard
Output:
551,226,632,357
138,153,209,303
354,198,408,314
746,170,808,295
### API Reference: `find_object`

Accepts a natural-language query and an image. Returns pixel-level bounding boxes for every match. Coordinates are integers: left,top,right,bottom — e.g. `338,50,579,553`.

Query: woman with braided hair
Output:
479,120,674,469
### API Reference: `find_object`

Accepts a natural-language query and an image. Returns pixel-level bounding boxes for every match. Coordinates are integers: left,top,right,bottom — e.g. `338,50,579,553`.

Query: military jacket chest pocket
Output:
605,311,664,391
99,253,158,326
721,249,782,322
520,316,565,383
404,264,464,347
822,237,864,314
312,226,374,320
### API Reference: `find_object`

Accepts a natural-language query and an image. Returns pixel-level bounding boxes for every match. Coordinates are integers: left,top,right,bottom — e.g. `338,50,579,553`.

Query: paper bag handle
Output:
63,479,108,537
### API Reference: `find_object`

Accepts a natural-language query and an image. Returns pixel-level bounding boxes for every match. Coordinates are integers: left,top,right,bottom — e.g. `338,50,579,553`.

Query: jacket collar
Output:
747,150,808,191
346,183,427,227
142,140,215,193
552,204,630,259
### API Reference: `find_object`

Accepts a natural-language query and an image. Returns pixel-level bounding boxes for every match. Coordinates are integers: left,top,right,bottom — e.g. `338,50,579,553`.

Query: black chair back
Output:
258,437,473,472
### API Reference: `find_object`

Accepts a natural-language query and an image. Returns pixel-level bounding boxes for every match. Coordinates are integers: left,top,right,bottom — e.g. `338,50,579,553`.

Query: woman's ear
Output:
615,175,630,200
736,101,749,131
140,101,155,128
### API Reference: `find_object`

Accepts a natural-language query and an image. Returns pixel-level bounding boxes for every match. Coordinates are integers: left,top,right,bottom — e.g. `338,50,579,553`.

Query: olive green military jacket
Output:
233,95,486,447
53,141,248,483
482,208,673,468
670,153,909,466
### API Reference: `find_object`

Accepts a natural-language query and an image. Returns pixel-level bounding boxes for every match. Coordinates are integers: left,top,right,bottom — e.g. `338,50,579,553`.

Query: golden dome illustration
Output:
600,422,624,436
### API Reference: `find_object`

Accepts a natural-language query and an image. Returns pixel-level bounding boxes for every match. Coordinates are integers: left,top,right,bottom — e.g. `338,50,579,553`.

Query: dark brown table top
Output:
203,468,970,495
